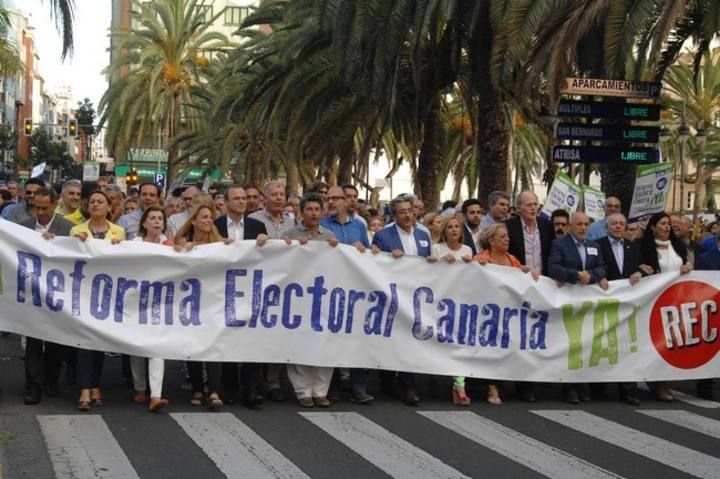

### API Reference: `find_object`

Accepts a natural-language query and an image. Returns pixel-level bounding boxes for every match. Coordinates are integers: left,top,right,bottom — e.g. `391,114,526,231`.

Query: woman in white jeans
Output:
131,206,173,412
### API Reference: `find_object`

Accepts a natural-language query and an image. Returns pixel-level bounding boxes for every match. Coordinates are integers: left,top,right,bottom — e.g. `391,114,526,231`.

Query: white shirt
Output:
432,243,472,260
227,215,245,241
167,210,191,237
34,215,56,233
609,236,624,270
656,240,684,273
521,217,543,272
396,225,418,256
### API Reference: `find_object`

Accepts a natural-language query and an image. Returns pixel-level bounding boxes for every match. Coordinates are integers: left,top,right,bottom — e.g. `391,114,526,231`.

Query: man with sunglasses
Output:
4,178,45,224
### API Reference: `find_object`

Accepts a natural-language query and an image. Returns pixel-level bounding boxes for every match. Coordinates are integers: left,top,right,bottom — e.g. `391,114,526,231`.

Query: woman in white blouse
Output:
430,215,473,263
639,211,692,402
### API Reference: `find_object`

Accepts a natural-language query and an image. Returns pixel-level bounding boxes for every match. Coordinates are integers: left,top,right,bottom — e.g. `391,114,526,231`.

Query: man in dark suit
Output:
694,230,720,400
18,187,74,404
596,213,642,405
372,193,431,405
214,185,269,408
549,211,608,404
461,198,483,256
504,191,553,401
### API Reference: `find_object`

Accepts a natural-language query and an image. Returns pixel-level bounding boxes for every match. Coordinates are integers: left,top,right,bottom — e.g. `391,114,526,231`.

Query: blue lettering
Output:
437,298,455,343
479,303,500,346
114,277,138,323
412,287,434,340
260,284,280,328
307,276,328,332
501,307,518,348
70,261,86,316
530,311,548,350
138,281,175,325
249,269,263,327
179,279,201,326
90,274,113,320
16,251,41,306
328,288,346,334
225,269,247,327
383,283,398,337
345,290,366,334
458,304,478,346
281,283,303,329
45,269,65,312
364,291,387,335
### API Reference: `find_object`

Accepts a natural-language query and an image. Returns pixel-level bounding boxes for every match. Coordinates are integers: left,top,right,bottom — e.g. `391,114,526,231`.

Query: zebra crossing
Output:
23,405,720,479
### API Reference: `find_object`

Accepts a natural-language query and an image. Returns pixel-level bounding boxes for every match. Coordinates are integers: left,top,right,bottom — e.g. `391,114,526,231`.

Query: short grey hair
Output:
487,190,510,207
104,184,124,197
263,180,285,197
516,191,537,207
605,212,626,230
61,179,81,193
390,193,416,215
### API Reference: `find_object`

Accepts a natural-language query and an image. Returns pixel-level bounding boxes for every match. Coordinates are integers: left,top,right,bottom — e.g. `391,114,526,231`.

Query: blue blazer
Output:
695,245,720,271
372,225,431,257
548,234,606,284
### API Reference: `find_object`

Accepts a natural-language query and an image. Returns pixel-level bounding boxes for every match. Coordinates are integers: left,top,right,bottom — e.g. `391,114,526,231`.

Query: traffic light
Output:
23,118,32,136
125,169,139,186
68,119,78,137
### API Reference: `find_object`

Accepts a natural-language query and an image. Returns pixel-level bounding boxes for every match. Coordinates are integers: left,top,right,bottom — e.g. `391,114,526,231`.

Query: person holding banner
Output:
504,191,553,402
596,213,642,406
129,206,172,412
70,190,126,411
283,193,338,408
372,193,432,406
17,187,75,405
639,212,692,402
174,204,226,411
549,212,608,404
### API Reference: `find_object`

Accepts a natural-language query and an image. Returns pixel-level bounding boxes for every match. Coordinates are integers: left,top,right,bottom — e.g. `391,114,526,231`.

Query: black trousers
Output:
221,362,263,398
24,338,64,392
77,349,105,389
188,361,222,395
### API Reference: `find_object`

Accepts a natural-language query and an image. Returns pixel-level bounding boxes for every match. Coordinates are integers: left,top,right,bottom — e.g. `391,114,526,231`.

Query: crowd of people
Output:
0,175,718,412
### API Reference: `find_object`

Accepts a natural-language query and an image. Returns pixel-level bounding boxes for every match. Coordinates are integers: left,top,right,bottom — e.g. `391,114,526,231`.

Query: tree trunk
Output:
337,153,354,186
166,93,181,187
247,144,261,186
472,1,510,203
600,163,635,216
418,97,442,211
286,157,299,195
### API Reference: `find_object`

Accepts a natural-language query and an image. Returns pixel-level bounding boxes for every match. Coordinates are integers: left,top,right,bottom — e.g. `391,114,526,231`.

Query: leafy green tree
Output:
99,0,234,186
29,129,73,173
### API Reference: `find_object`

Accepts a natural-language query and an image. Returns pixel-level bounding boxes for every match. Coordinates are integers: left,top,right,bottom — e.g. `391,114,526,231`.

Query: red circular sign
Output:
649,281,720,369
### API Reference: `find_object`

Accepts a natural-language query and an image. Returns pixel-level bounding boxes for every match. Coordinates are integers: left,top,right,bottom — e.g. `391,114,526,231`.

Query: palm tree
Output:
0,5,22,76
662,48,720,226
98,0,234,186
47,0,76,60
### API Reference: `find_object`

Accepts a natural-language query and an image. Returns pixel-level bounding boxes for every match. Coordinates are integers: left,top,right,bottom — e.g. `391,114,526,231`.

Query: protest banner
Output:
0,220,718,382
628,162,674,223
583,186,606,221
540,171,581,220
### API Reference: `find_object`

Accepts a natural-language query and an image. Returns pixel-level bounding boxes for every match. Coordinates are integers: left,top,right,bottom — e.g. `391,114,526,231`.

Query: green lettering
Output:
589,299,620,367
562,301,593,370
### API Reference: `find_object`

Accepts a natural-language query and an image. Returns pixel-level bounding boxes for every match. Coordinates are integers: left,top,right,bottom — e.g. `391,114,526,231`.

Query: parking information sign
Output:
540,171,581,220
628,162,675,223
154,172,166,189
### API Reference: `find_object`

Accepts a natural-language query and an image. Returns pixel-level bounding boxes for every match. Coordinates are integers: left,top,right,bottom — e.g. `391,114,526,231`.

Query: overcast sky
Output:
24,0,111,108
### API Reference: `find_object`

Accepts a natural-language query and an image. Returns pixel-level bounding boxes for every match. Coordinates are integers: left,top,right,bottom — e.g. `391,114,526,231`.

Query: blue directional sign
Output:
154,172,166,188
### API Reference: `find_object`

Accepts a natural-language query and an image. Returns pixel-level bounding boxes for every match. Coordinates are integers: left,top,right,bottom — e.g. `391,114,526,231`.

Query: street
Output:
1,334,719,479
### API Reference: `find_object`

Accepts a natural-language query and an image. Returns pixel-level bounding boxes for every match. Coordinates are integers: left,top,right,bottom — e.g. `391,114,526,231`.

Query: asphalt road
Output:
1,333,719,479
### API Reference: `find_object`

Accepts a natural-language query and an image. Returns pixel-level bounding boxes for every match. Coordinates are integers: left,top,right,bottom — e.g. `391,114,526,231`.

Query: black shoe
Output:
620,394,640,406
44,383,60,398
563,388,580,404
327,386,341,401
242,393,263,409
268,388,285,402
23,390,41,405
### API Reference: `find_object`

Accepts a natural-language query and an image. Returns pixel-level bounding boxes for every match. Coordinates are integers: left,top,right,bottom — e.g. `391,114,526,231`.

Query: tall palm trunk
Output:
418,97,442,210
166,92,181,187
286,157,299,195
472,1,511,203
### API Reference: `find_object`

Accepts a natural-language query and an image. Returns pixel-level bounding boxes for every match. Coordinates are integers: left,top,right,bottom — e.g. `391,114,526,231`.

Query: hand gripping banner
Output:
0,220,718,382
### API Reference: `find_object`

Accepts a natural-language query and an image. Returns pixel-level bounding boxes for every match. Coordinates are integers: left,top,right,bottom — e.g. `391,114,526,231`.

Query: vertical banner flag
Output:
628,162,674,223
540,171,581,220
583,185,606,221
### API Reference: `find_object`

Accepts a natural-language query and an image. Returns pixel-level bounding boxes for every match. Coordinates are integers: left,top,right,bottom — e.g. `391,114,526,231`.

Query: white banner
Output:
583,186,606,221
540,171,581,220
0,220,718,382
628,162,674,223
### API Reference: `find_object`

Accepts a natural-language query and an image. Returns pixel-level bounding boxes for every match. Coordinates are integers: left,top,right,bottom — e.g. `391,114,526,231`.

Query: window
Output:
196,5,213,22
224,6,250,26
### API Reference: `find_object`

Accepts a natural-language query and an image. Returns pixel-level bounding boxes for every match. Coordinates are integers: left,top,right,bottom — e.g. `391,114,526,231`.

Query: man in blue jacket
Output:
372,193,431,405
549,211,608,404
